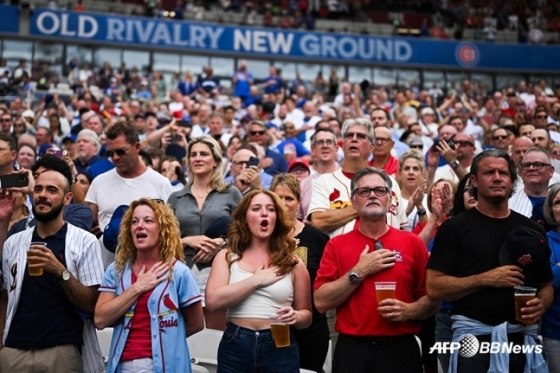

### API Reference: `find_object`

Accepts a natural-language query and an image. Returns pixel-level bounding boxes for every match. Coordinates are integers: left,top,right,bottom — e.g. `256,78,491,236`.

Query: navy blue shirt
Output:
5,224,84,349
8,204,94,236
74,154,104,175
264,148,288,176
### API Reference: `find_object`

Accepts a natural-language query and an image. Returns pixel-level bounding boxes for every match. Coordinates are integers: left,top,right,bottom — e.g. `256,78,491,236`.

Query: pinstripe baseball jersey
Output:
1,223,105,373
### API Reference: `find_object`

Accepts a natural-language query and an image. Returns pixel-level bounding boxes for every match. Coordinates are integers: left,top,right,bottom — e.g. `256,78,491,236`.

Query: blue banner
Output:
27,8,560,72
0,6,20,34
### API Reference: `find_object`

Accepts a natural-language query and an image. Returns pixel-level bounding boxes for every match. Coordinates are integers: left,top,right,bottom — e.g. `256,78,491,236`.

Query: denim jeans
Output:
217,322,300,373
435,309,454,373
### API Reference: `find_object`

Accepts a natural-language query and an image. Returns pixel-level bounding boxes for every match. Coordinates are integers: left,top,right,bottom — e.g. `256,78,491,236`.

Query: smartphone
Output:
0,174,28,189
246,156,259,168
171,134,182,142
53,149,67,158
178,120,192,128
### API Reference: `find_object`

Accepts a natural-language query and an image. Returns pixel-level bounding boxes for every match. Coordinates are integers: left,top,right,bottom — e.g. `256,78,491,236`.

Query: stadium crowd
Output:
1,53,560,372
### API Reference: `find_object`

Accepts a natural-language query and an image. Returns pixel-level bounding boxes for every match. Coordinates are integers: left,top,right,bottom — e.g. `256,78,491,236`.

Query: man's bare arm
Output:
309,206,358,233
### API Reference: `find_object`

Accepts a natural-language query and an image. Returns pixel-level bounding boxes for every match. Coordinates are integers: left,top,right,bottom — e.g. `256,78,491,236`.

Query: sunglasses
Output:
106,144,133,158
492,135,508,140
535,115,547,119
353,186,390,197
250,130,266,136
0,118,11,122
455,140,474,147
150,198,165,204
410,144,423,149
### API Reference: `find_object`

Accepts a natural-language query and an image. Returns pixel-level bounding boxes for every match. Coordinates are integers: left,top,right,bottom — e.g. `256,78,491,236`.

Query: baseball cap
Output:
499,226,550,285
288,158,310,172
62,134,77,143
103,205,129,253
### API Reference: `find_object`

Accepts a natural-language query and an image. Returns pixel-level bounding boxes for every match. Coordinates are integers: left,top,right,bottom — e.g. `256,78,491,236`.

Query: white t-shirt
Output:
434,164,471,185
85,168,174,267
307,168,407,238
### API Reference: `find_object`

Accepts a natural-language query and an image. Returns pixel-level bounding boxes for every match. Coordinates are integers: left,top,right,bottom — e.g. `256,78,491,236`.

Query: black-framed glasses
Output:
250,130,266,136
520,162,551,171
106,144,133,158
410,144,424,150
343,132,368,141
353,187,390,197
534,115,547,119
492,135,508,140
455,140,474,147
313,139,336,147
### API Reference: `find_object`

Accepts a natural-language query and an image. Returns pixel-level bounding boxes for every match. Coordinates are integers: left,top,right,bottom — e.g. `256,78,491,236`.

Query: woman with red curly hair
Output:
94,198,204,373
206,189,312,372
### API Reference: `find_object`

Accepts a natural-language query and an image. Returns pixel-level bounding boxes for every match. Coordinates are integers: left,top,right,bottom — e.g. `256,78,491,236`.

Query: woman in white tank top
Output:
206,189,312,373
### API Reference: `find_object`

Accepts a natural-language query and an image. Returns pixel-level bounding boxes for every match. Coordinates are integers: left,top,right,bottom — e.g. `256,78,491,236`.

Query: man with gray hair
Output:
74,129,102,174
308,118,407,238
509,147,556,231
314,167,438,373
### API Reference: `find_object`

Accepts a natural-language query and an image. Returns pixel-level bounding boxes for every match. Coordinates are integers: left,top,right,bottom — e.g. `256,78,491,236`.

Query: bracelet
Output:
417,209,427,216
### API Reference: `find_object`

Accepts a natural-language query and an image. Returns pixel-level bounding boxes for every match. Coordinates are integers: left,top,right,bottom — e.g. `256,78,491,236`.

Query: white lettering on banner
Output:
152,22,172,44
36,11,98,38
173,24,188,46
233,30,293,54
36,12,60,34
107,18,125,41
78,15,97,38
190,25,206,47
299,34,413,61
206,27,224,49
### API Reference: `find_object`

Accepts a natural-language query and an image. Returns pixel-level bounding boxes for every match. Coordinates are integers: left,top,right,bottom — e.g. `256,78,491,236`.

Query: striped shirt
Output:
2,223,105,373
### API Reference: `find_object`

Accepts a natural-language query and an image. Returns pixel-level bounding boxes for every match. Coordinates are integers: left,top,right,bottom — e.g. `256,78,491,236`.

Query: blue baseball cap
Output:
103,205,129,253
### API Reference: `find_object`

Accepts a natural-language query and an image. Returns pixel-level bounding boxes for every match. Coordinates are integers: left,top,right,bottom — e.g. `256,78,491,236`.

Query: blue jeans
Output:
435,309,454,373
217,322,300,373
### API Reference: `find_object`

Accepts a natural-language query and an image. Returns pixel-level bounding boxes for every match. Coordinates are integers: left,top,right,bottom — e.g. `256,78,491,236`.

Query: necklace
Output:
192,186,210,199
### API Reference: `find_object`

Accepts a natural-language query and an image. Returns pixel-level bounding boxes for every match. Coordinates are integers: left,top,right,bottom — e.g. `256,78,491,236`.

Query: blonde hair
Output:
187,136,229,192
397,149,426,188
114,198,185,277
226,189,298,275
270,173,301,202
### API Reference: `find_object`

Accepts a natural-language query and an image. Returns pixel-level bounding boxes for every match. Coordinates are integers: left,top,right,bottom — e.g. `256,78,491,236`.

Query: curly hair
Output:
187,136,229,192
114,198,185,278
226,189,298,275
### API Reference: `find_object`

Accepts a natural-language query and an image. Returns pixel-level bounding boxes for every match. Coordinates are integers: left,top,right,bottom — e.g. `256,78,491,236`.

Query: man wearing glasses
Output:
489,127,510,153
308,118,406,238
509,147,556,231
247,120,287,176
533,106,560,144
85,121,173,268
433,133,476,184
314,167,439,373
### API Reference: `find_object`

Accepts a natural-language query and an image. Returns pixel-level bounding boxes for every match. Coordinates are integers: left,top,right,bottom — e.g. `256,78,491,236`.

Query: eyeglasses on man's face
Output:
353,186,390,198
313,139,336,147
520,162,551,171
343,132,368,141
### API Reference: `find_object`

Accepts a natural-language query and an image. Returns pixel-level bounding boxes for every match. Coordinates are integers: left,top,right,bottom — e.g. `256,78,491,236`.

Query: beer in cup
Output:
28,242,47,276
269,314,290,348
514,286,537,323
375,281,397,314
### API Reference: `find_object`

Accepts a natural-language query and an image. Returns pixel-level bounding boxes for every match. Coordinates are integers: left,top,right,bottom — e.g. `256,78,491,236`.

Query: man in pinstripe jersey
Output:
0,162,105,372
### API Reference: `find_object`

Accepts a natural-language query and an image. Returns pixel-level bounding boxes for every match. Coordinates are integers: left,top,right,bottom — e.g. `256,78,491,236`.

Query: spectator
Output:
314,167,438,373
74,129,103,175
232,60,253,102
85,121,173,268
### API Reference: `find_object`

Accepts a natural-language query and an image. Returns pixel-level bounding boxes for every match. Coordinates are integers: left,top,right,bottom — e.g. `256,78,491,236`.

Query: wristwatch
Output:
348,271,360,285
450,160,459,169
59,270,71,282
